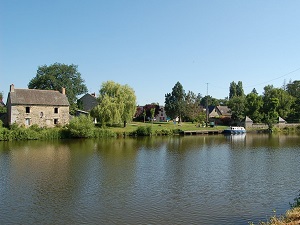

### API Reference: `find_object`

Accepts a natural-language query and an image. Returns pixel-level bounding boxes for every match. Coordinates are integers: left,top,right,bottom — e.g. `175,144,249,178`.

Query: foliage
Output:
229,81,244,99
200,95,220,107
245,92,264,123
91,81,136,127
67,115,95,138
131,126,152,136
134,104,159,122
184,91,202,122
228,96,246,122
28,63,88,114
164,82,185,122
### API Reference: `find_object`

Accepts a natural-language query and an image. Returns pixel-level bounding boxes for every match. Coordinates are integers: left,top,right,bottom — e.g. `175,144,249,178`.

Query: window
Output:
40,112,44,118
26,107,30,113
54,119,58,125
54,108,58,113
25,118,31,126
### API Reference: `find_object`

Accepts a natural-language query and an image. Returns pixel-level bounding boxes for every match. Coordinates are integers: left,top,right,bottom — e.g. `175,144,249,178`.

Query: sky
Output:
1,0,300,105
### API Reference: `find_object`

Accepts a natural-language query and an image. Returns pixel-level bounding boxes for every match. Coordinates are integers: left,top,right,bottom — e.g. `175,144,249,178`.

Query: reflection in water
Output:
0,135,300,224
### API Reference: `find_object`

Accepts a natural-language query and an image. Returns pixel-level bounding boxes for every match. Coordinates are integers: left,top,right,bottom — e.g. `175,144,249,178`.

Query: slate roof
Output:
216,106,231,116
9,88,69,106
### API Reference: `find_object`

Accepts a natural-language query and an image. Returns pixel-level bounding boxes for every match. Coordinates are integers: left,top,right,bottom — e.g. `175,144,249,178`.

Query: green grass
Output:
108,121,227,134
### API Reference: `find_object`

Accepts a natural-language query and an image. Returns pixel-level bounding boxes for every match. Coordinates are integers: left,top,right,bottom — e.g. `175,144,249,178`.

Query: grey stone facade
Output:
7,85,69,127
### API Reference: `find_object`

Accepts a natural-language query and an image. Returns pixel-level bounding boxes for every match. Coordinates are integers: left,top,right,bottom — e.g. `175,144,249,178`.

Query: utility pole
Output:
206,83,209,127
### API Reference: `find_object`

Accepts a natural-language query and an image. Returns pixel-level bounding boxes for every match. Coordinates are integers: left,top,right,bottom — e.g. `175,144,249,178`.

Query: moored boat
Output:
223,126,246,134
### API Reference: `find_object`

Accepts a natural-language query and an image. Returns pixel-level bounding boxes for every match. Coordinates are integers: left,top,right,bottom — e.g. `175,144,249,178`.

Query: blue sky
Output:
1,0,300,105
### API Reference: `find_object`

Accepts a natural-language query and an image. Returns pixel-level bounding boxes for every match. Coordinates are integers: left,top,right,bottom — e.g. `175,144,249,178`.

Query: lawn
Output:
108,121,227,134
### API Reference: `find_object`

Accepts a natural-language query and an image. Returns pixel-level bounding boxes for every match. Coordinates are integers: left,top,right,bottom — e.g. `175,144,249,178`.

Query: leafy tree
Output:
164,82,185,122
150,108,155,123
200,95,220,107
0,92,6,113
184,91,202,122
245,92,263,123
91,81,136,127
229,81,237,99
228,96,246,123
142,109,146,123
236,81,245,97
229,81,244,99
286,80,300,122
262,85,294,120
28,63,88,114
68,115,95,138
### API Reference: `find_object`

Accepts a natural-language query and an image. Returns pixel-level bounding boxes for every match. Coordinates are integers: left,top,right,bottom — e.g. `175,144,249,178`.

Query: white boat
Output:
223,126,246,134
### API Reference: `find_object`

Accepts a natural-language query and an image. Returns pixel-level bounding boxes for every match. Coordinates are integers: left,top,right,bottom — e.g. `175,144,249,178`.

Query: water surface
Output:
1,134,300,224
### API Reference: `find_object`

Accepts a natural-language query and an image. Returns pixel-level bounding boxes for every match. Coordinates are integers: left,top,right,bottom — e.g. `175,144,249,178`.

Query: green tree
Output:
150,108,155,123
228,96,246,123
245,92,263,123
164,82,185,122
229,81,237,99
28,63,88,114
262,85,294,120
91,81,136,127
68,115,95,138
0,92,6,113
229,81,244,99
286,80,300,122
236,81,245,97
184,91,202,122
200,95,220,107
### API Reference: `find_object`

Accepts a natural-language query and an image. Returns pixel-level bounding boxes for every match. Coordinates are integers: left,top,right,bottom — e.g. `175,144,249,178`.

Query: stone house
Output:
78,93,98,112
6,84,69,127
208,105,232,118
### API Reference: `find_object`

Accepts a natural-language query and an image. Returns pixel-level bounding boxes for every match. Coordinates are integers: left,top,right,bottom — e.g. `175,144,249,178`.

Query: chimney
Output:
91,92,95,97
10,84,15,92
62,87,66,95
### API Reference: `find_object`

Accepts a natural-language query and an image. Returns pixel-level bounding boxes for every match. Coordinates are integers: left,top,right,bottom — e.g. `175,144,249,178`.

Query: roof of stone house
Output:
245,116,253,122
8,89,69,106
216,106,231,116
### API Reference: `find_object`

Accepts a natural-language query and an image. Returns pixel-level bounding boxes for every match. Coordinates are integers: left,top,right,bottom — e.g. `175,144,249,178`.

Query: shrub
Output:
68,115,95,138
131,126,152,136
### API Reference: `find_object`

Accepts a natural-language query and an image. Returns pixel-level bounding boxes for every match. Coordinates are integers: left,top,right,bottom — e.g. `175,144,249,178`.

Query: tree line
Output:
1,62,299,129
163,80,300,128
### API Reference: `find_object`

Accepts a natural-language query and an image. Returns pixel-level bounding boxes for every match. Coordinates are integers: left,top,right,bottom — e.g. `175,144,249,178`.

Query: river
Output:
1,134,300,224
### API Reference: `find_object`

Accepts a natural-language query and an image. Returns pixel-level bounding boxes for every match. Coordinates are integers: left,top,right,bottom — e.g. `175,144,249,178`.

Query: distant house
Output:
6,84,69,127
78,93,98,112
208,105,231,118
155,106,168,122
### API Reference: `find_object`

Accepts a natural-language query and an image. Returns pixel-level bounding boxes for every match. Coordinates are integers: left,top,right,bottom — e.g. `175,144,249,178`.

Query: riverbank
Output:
1,121,299,141
254,207,300,225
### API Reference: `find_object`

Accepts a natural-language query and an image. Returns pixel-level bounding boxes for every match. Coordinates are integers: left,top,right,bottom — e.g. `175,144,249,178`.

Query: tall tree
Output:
164,82,185,122
228,96,246,123
245,92,263,123
236,81,245,97
184,91,202,122
28,63,88,114
90,81,136,127
229,81,237,99
286,80,300,122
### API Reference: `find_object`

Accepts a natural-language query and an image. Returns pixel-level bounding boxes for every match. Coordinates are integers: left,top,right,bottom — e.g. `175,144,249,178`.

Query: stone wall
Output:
9,105,69,127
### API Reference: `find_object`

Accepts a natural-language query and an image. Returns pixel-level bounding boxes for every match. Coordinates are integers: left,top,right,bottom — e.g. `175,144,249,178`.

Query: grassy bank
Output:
0,121,227,141
252,193,300,225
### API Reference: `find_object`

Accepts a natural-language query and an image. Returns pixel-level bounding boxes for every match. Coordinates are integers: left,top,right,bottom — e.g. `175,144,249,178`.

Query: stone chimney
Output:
10,84,15,92
91,92,96,97
62,87,66,95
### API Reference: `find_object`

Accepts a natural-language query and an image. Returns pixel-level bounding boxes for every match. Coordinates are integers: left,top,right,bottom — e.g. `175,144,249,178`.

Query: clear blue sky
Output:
1,0,300,105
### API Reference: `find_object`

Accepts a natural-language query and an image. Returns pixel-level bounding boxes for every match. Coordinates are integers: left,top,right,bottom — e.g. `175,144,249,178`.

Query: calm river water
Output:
1,134,300,225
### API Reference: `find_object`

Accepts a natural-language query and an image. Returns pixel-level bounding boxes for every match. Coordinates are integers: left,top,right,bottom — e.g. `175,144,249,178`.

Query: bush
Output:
68,115,95,138
93,128,117,138
131,126,152,136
